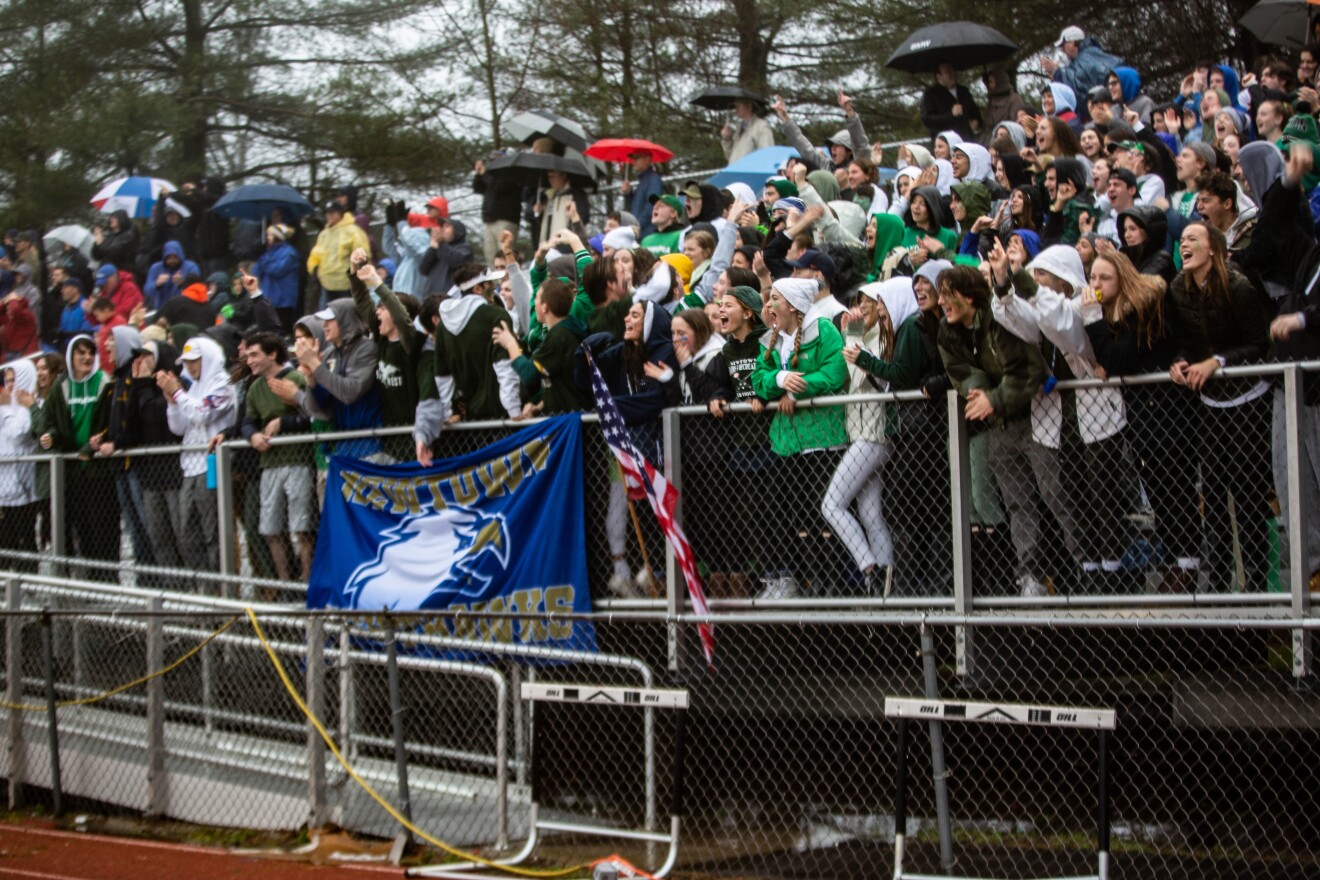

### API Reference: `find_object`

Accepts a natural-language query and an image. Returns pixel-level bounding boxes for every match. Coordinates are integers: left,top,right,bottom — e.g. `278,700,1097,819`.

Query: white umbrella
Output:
43,224,94,258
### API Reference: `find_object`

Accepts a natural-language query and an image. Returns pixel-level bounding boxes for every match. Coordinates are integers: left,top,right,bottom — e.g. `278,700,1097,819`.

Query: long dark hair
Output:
1180,221,1233,311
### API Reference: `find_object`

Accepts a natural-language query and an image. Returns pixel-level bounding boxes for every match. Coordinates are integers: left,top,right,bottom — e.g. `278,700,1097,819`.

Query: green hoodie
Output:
529,248,594,350
951,182,991,252
867,214,907,282
44,335,111,465
751,317,849,456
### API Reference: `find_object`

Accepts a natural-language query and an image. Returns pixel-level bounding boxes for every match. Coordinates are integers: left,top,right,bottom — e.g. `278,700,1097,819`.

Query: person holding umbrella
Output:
535,168,592,247
91,210,139,273
621,152,665,239
721,97,774,162
921,63,982,142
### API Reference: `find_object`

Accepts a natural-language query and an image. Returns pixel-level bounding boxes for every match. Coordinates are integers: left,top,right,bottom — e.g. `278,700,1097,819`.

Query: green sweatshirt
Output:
641,228,681,257
937,307,1047,425
750,318,849,456
246,370,313,469
528,249,594,350
513,316,589,414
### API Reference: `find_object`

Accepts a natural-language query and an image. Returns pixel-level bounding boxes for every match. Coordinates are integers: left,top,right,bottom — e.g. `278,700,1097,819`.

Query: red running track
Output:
0,821,403,879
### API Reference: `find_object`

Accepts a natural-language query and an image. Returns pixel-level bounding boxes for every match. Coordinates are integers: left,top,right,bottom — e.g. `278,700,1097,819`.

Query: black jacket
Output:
1118,206,1175,283
473,170,524,225
920,82,982,141
1167,267,1270,403
91,210,139,272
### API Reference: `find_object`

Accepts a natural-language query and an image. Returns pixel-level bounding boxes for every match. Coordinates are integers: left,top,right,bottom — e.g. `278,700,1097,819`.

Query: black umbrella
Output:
486,151,596,189
884,21,1018,74
1240,0,1311,50
689,85,769,112
504,109,591,154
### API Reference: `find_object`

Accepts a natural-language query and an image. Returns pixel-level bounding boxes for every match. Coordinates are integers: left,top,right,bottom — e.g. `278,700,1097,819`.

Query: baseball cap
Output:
60,278,85,295
323,200,344,214
681,182,703,200
1087,86,1114,106
95,264,117,287
314,306,336,321
179,340,204,361
1110,167,1139,188
649,193,684,214
1055,25,1084,46
426,196,450,217
787,248,836,280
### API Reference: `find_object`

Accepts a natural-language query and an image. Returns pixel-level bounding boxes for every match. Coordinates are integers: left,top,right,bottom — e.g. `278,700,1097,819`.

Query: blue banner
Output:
307,414,595,655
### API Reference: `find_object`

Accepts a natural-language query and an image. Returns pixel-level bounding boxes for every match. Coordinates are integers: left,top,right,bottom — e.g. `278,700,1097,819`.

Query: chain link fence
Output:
0,364,1314,616
0,573,1317,878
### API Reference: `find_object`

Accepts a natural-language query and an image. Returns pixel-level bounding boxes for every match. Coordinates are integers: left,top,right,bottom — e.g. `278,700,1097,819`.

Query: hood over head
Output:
181,337,228,401
161,240,186,264
326,297,368,345
807,169,841,202
933,159,954,196
1215,65,1242,107
984,68,1015,97
110,325,142,372
1027,244,1088,296
1237,140,1284,206
1009,228,1043,260
950,182,991,225
904,144,935,170
447,219,468,244
639,299,672,354
64,334,96,373
999,153,1032,189
914,259,953,289
953,143,993,183
1048,83,1077,114
906,185,948,231
295,314,326,349
1052,157,1089,194
6,359,36,396
1113,67,1142,104
994,121,1027,152
859,276,920,332
936,131,964,152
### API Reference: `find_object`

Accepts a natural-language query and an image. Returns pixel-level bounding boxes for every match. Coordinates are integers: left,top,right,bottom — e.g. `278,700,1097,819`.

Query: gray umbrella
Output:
1240,0,1313,50
884,21,1018,74
486,151,597,189
504,109,592,154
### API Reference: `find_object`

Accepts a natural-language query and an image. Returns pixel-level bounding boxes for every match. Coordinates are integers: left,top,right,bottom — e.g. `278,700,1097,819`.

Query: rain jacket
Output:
982,69,1028,139
0,359,37,506
308,213,370,294
1051,36,1124,101
255,239,301,309
751,308,849,456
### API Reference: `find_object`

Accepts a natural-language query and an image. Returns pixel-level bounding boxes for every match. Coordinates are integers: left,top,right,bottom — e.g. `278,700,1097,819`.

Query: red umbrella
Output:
584,138,674,164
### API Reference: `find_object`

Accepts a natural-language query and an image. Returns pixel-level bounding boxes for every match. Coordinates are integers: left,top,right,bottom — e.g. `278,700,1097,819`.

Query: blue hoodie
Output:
1216,64,1243,109
1114,67,1142,105
144,241,201,310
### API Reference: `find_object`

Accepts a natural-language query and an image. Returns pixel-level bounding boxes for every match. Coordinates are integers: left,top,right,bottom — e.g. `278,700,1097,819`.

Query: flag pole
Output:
626,497,658,597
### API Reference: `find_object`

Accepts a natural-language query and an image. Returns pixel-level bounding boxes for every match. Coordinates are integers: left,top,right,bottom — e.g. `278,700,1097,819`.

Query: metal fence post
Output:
306,617,326,828
48,457,66,571
5,579,23,809
39,608,61,816
215,443,237,600
145,595,165,817
947,390,975,677
1284,366,1312,677
662,409,682,674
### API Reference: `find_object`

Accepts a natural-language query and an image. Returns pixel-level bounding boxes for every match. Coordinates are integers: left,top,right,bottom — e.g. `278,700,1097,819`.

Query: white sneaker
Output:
608,572,641,599
1018,574,1049,599
757,572,800,600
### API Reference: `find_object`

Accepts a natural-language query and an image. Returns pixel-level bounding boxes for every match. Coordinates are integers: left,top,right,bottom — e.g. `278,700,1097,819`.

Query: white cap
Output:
460,268,506,291
179,340,204,361
313,307,335,321
1055,25,1084,46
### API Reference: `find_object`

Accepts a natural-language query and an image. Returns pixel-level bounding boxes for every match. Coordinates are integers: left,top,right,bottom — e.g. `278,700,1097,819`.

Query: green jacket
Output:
529,248,594,350
751,317,849,456
937,306,1046,425
641,228,681,257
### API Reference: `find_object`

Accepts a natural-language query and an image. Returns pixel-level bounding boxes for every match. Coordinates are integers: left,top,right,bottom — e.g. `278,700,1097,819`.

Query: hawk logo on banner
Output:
307,414,596,657
345,508,511,610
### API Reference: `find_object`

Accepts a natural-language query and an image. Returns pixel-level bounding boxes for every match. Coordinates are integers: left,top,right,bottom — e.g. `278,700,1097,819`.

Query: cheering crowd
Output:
3,22,1320,601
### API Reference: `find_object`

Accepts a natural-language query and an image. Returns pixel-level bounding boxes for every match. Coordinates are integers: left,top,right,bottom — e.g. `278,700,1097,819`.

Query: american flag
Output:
584,348,715,669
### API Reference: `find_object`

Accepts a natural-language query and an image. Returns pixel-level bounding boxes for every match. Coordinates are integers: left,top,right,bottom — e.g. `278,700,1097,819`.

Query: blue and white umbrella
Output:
89,176,174,219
